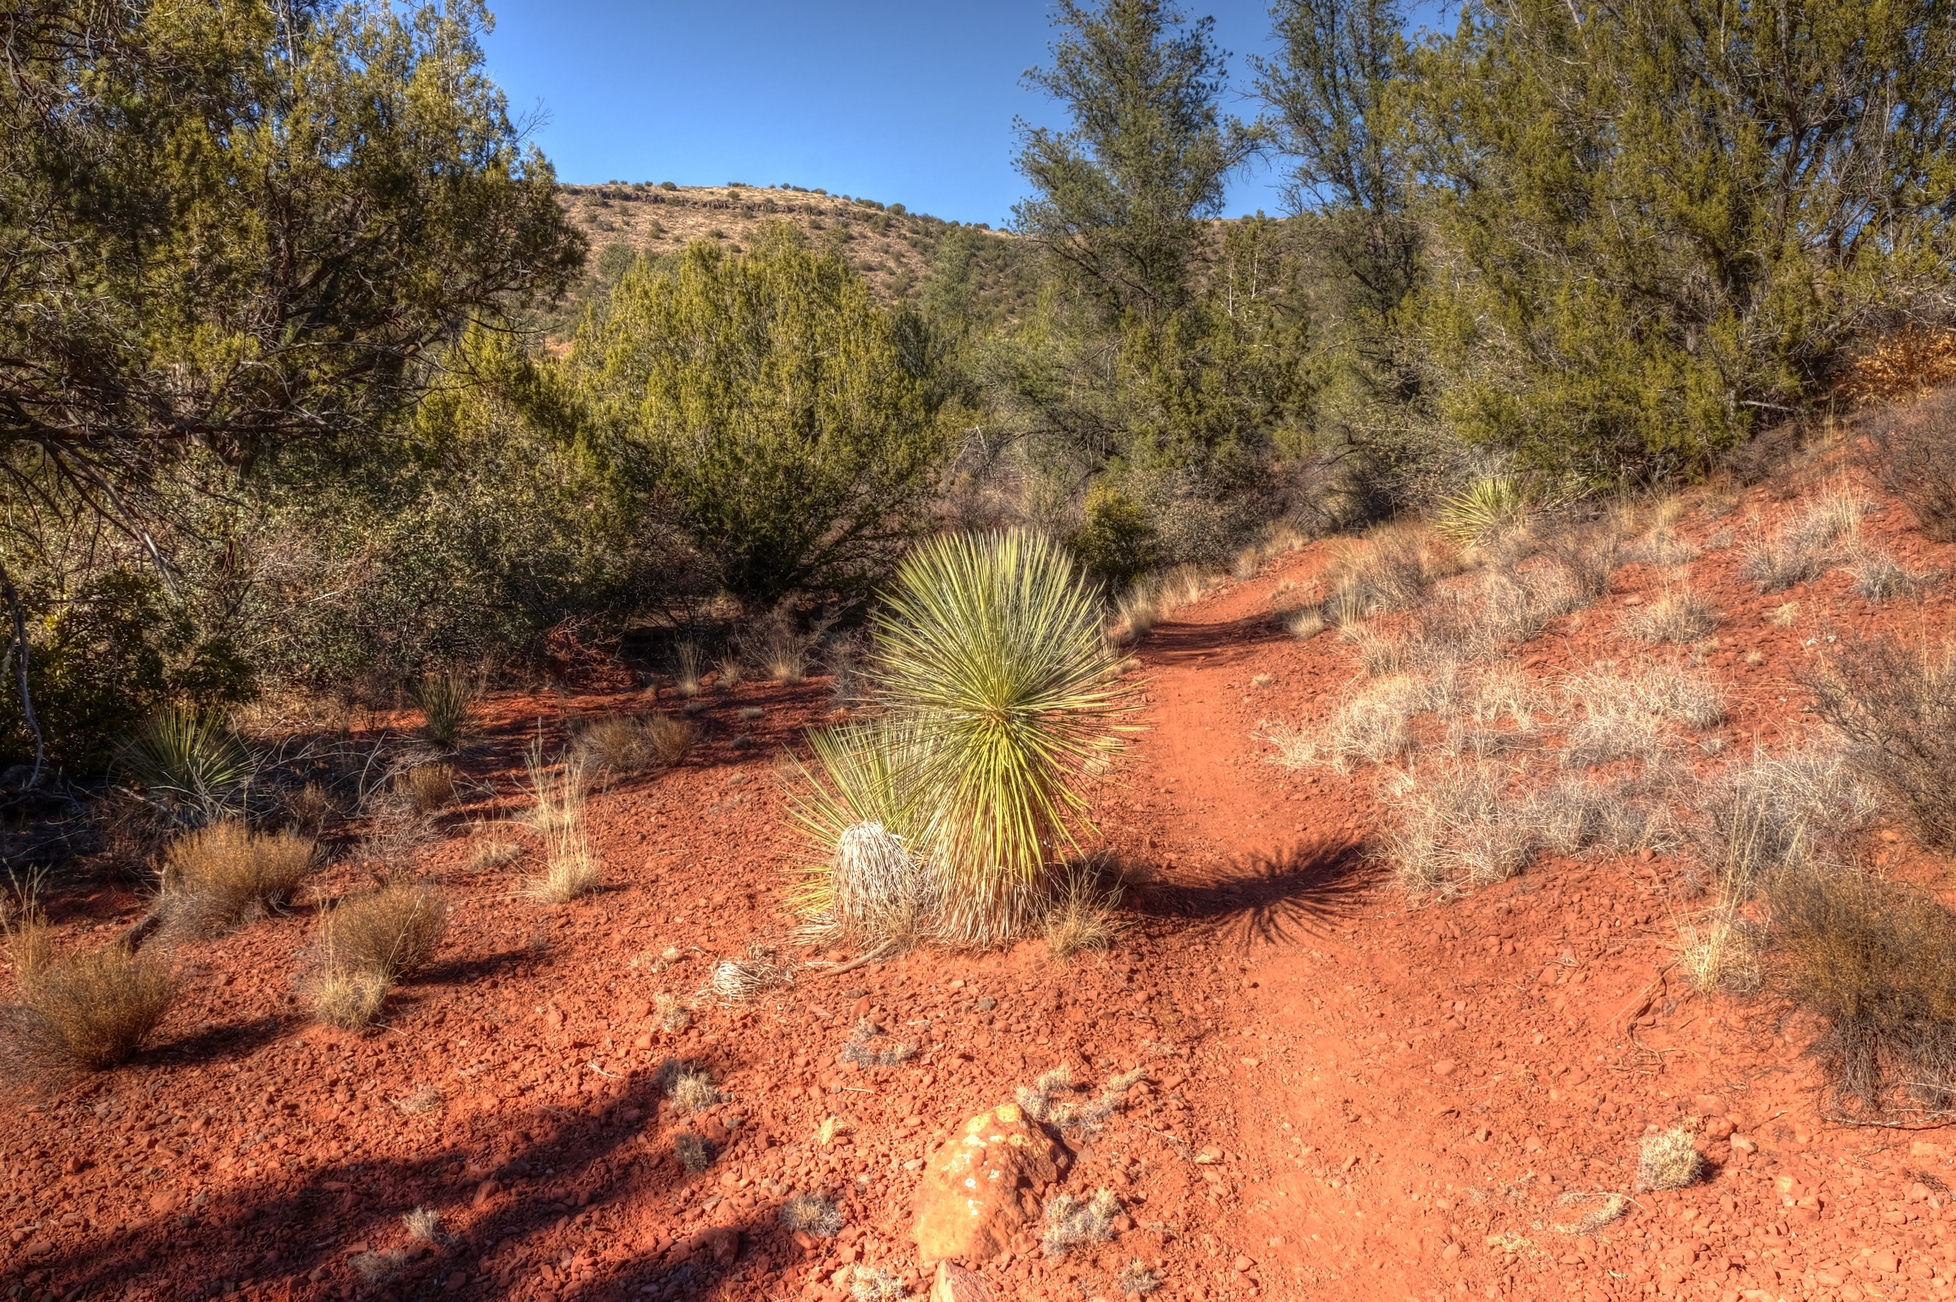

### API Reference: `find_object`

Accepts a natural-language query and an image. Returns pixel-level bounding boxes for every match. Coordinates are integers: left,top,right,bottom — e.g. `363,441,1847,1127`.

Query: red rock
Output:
1233,1254,1254,1272
703,1227,739,1266
1433,1060,1457,1077
474,1179,501,1206
149,1192,179,1214
913,1103,1059,1266
1872,1250,1900,1272
930,1261,995,1302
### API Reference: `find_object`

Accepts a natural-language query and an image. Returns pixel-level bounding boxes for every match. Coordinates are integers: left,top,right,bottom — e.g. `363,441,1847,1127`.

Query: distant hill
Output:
546,182,1041,340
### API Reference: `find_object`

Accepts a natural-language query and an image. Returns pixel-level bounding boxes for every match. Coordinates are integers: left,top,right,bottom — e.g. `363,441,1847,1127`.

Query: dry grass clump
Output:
658,1057,722,1113
779,1192,842,1238
1741,491,1867,592
466,838,525,872
1041,1188,1122,1257
1551,1191,1630,1234
1284,606,1327,640
709,945,795,1000
1693,749,1873,900
1116,1260,1163,1295
284,781,332,833
2,912,176,1071
1113,581,1161,642
654,992,692,1032
1538,523,1621,601
571,714,692,776
1847,546,1939,601
840,1017,916,1068
843,1267,907,1301
395,762,456,813
1808,636,1956,853
522,751,601,903
714,652,744,690
1616,587,1719,643
671,640,704,697
1323,524,1441,621
402,1207,443,1242
1380,760,1539,897
309,883,447,1027
1260,672,1436,773
1679,917,1761,995
1769,870,1956,1117
1525,776,1663,858
1042,868,1123,960
1476,564,1582,649
673,1131,713,1173
158,821,314,934
1559,664,1721,768
1637,1128,1703,1191
1017,1064,1147,1136
350,1249,408,1286
1869,384,1956,542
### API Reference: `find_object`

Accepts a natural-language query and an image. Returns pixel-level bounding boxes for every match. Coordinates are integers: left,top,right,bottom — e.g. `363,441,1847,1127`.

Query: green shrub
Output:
117,707,256,822
1072,483,1159,584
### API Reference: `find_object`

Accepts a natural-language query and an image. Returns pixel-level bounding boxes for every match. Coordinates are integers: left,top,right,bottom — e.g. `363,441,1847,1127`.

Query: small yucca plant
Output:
414,675,475,748
1434,476,1526,545
871,530,1135,942
118,707,256,821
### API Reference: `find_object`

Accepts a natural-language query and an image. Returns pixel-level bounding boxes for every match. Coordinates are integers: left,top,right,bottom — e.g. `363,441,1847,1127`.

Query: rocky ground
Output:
4,429,1956,1302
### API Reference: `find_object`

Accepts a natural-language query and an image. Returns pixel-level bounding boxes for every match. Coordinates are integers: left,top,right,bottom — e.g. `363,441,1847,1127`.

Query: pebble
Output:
1433,1059,1457,1077
975,997,996,1012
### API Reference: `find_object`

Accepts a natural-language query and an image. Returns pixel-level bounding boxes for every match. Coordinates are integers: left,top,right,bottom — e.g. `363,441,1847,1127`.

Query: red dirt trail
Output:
5,445,1956,1302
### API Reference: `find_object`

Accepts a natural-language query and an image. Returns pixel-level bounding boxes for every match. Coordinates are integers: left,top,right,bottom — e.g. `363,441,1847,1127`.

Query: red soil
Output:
6,435,1956,1302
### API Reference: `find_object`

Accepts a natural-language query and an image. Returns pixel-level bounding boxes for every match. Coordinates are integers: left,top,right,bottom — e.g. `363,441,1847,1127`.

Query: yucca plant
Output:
413,674,475,748
1434,475,1527,545
117,707,256,822
870,530,1136,943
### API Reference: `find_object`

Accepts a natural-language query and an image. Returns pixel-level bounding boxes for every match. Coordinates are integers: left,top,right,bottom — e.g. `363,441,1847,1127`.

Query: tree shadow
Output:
3,1051,844,1302
1142,612,1294,666
1134,837,1373,950
140,1014,292,1069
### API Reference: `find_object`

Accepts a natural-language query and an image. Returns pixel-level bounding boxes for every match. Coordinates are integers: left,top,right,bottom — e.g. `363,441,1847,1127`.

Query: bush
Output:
4,916,176,1071
396,762,457,813
1073,483,1159,584
1769,870,1956,1117
1869,386,1956,542
159,821,315,934
1616,587,1719,643
1808,637,1956,853
310,883,447,1027
1433,475,1526,545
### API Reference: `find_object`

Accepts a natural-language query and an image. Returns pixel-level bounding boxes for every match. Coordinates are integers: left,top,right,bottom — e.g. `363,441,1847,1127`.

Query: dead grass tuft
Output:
1808,636,1956,853
840,1017,916,1068
522,753,601,903
673,1131,713,1173
1679,917,1761,995
1551,1191,1630,1234
1637,1128,1703,1191
2,922,176,1071
1742,491,1867,592
1379,761,1539,898
1042,868,1123,960
158,821,314,935
395,762,457,813
1848,546,1940,601
779,1192,842,1238
309,883,447,1028
1041,1188,1122,1257
1693,749,1874,900
709,945,795,1000
1116,1260,1163,1295
402,1207,443,1242
466,839,524,872
571,714,692,776
843,1267,907,1301
659,1057,722,1112
1616,588,1720,643
350,1249,408,1286
654,992,692,1032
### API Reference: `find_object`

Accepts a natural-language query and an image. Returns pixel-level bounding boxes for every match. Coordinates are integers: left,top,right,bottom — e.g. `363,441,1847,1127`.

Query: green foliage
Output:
1073,485,1160,584
1014,0,1260,319
0,569,254,775
0,0,583,499
576,229,951,606
117,707,257,822
869,531,1134,941
1404,0,1956,481
414,676,475,748
1433,476,1526,545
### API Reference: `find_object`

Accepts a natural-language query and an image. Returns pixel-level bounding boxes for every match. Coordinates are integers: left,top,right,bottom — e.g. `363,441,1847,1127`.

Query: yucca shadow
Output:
1133,838,1372,949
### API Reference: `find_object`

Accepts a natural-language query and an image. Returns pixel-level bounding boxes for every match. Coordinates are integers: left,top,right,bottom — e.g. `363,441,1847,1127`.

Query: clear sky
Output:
479,1,1304,227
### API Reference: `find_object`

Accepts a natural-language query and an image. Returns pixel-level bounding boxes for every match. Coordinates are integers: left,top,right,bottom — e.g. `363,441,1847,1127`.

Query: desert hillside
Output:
549,183,1039,329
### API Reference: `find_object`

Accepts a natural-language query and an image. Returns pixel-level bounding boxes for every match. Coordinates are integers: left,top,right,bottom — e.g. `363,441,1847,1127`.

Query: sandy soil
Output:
5,432,1956,1302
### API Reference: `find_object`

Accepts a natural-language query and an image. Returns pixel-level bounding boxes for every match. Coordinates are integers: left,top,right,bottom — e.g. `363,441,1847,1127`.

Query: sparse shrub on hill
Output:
571,715,691,777
117,707,257,824
1768,870,1956,1118
1808,636,1956,854
158,821,314,936
1869,386,1956,543
308,883,447,1028
1,912,176,1073
396,762,457,814
1616,586,1719,644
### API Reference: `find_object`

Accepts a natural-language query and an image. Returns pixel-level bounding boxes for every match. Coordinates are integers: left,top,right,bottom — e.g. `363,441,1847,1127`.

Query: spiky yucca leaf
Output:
871,531,1135,937
1434,476,1526,545
118,707,256,821
783,717,937,925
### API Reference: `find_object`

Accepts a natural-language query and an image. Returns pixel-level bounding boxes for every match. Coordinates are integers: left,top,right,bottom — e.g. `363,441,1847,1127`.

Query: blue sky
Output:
481,1,1314,227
